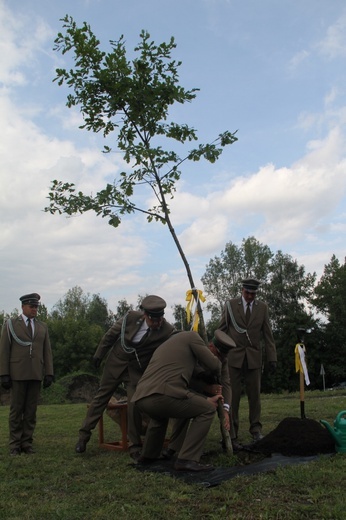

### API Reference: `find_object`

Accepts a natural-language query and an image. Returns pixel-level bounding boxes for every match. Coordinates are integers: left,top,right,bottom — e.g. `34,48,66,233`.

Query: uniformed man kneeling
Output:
132,330,234,472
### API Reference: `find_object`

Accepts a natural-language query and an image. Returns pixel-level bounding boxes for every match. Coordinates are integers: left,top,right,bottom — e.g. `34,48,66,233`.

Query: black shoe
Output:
129,450,142,462
161,448,176,460
220,438,243,453
231,439,244,453
174,459,214,472
10,448,21,456
129,444,143,461
75,439,87,453
251,432,263,443
136,456,156,465
22,446,35,454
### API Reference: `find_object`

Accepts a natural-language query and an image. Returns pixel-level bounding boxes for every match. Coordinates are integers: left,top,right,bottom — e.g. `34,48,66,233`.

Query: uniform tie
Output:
139,327,150,343
246,303,251,325
27,318,33,338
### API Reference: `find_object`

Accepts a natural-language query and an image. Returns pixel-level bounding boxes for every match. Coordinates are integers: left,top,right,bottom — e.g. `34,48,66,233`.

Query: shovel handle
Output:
300,371,306,419
217,398,233,454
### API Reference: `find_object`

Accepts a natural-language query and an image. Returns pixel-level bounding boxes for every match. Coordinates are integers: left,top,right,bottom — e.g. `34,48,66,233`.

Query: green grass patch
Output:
0,391,345,519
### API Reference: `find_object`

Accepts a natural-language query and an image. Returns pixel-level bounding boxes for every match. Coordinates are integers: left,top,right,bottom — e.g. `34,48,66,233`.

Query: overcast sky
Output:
1,0,346,319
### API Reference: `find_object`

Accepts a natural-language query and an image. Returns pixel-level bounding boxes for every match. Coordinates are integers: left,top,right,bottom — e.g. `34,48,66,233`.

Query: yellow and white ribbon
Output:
295,343,310,386
185,289,206,332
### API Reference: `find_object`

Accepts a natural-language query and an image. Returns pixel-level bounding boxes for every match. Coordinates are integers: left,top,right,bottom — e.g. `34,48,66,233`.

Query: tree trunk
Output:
164,212,208,344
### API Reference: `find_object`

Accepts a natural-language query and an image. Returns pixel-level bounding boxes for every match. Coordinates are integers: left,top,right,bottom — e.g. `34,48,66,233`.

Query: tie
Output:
27,318,33,338
140,327,150,343
246,303,251,325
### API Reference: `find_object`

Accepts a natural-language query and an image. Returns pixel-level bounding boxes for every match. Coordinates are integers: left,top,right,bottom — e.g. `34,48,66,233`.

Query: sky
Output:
1,0,346,320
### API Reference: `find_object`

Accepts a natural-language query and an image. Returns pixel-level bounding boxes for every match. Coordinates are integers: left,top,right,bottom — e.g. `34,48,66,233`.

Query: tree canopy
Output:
1,247,344,389
202,237,324,391
312,255,346,382
48,286,115,377
44,17,238,340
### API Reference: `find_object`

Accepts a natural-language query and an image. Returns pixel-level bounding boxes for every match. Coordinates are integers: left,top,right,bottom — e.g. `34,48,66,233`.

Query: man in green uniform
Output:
0,293,54,455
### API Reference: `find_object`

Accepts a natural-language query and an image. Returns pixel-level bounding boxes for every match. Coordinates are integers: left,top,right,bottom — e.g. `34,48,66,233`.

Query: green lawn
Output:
0,391,345,520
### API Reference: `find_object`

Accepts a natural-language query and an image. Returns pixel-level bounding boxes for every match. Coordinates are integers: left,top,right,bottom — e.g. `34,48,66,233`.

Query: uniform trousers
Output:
136,393,216,462
229,357,262,437
126,383,146,447
78,364,128,442
9,380,41,450
78,365,143,447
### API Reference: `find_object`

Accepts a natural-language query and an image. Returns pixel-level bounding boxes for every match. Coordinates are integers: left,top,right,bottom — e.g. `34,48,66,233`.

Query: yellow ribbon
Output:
295,342,311,385
185,289,206,332
295,343,304,373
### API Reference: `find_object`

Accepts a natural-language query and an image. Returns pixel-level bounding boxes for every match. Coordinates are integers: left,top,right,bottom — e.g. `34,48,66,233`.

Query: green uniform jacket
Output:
0,316,54,380
219,297,277,370
94,310,175,383
133,331,222,402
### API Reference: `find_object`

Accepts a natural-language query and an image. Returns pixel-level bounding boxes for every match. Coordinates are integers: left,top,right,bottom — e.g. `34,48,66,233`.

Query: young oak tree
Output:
44,16,237,341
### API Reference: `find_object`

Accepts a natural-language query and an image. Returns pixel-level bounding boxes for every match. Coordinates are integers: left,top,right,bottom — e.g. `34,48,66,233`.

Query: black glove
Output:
43,375,54,389
93,357,102,369
1,375,12,390
268,361,277,374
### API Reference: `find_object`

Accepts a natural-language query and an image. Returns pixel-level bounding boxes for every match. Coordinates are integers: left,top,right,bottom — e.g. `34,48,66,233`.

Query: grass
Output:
0,390,345,520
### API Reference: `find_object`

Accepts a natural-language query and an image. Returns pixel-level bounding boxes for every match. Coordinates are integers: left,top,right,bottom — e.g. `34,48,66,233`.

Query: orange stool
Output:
97,402,129,451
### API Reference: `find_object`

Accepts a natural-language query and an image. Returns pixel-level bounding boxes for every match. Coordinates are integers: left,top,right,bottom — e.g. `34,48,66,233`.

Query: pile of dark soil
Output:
135,417,336,487
254,417,335,456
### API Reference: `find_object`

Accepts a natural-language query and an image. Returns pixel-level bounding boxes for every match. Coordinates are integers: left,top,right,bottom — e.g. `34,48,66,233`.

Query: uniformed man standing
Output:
75,295,174,455
0,293,54,455
218,278,277,444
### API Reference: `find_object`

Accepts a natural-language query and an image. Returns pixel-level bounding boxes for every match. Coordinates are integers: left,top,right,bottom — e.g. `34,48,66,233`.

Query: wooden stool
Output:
90,402,171,453
97,402,129,451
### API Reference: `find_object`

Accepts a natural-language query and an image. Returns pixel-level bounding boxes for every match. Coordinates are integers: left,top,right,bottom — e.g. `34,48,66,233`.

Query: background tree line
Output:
1,237,345,391
202,237,345,393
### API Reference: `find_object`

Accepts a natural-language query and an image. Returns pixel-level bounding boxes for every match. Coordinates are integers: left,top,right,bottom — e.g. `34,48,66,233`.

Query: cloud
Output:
0,2,54,87
287,10,346,72
179,215,229,255
324,86,340,106
0,74,148,314
317,10,346,59
287,49,310,72
1,0,346,319
170,127,346,257
169,190,210,225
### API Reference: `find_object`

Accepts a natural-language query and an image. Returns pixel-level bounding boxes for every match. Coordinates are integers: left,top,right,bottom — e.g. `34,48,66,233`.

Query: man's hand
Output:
223,409,230,431
1,375,11,390
204,383,222,396
43,375,54,388
93,357,102,369
207,394,224,409
268,361,277,374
